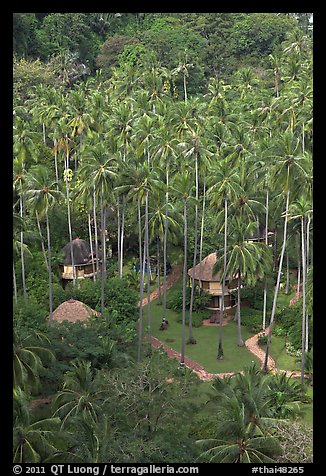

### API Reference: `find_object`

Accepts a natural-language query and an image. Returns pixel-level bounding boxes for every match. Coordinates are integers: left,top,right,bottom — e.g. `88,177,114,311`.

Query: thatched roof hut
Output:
188,252,222,282
63,238,91,265
50,299,100,324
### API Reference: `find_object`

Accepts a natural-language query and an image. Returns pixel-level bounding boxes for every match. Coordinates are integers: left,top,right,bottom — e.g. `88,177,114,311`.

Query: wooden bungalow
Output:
187,252,237,323
59,237,101,284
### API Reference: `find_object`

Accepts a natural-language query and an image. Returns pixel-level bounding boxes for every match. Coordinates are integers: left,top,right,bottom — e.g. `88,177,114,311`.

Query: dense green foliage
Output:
13,12,313,464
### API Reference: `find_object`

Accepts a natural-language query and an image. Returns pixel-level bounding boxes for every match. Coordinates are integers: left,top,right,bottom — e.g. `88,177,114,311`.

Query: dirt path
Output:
138,264,183,307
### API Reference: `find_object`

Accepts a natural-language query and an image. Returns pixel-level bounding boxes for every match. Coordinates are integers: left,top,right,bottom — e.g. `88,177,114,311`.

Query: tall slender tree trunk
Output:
262,189,269,336
162,169,169,328
145,191,152,354
20,193,27,305
42,123,46,144
46,211,53,324
36,210,49,272
137,196,144,363
198,178,206,290
157,237,161,304
188,153,198,344
65,149,76,286
305,212,311,352
100,189,105,319
183,73,187,103
296,234,301,299
285,249,290,295
13,261,18,304
236,271,244,347
217,198,227,359
117,197,121,279
93,189,99,279
88,212,96,281
120,201,125,279
264,186,290,372
180,196,187,368
301,216,306,388
54,137,59,187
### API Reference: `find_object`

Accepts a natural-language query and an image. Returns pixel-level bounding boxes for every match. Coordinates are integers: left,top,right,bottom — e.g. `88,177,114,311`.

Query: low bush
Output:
167,287,211,313
239,307,262,333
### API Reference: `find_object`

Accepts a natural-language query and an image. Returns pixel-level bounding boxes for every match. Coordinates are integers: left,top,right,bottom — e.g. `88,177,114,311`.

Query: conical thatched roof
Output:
63,238,91,265
188,252,222,282
50,299,100,324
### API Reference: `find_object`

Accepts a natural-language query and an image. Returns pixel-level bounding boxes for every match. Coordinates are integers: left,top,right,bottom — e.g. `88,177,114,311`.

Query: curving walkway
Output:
140,265,311,381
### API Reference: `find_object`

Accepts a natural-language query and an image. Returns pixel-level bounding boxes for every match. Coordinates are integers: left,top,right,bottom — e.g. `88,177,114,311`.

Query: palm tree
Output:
171,49,194,103
13,387,61,463
263,132,309,372
181,126,212,344
153,123,178,329
171,171,195,368
215,217,272,347
25,165,63,323
287,197,312,388
13,156,28,304
52,360,104,429
207,158,242,358
13,328,54,393
79,141,117,319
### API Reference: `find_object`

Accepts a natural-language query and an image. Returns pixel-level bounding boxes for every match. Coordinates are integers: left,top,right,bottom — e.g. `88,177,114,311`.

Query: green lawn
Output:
146,300,261,374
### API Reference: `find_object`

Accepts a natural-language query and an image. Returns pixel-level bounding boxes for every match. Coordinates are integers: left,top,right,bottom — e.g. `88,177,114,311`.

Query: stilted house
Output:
246,223,274,245
188,252,237,323
59,237,101,283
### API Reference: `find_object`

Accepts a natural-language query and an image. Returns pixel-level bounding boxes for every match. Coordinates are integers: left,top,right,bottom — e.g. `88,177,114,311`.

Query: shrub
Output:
167,287,211,313
239,307,262,333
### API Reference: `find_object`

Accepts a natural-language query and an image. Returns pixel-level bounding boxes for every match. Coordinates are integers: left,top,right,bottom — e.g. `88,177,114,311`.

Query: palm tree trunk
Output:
198,178,206,290
93,189,99,279
183,73,187,103
103,207,107,279
263,187,290,372
180,196,187,368
13,261,18,304
157,237,161,304
36,210,49,272
46,210,53,324
100,189,105,319
117,197,121,279
145,191,152,354
138,205,147,363
54,138,59,187
301,216,306,388
65,150,76,286
42,122,46,144
217,198,227,359
20,193,27,305
262,189,269,336
188,152,198,344
162,169,169,328
296,234,301,299
285,249,290,295
120,199,125,279
236,271,244,347
88,212,96,281
305,212,311,352
137,196,144,363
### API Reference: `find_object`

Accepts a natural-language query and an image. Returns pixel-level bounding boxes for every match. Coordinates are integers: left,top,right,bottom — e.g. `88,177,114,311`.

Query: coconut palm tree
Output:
263,131,309,372
13,387,61,463
207,158,242,358
52,360,104,430
13,328,54,393
181,126,212,344
79,141,117,319
13,156,28,304
287,197,313,388
171,170,195,368
171,49,194,103
215,217,272,347
152,123,178,329
25,165,63,323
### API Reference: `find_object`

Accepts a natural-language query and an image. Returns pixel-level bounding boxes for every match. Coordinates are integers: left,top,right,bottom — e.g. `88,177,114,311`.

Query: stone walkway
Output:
141,265,311,381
